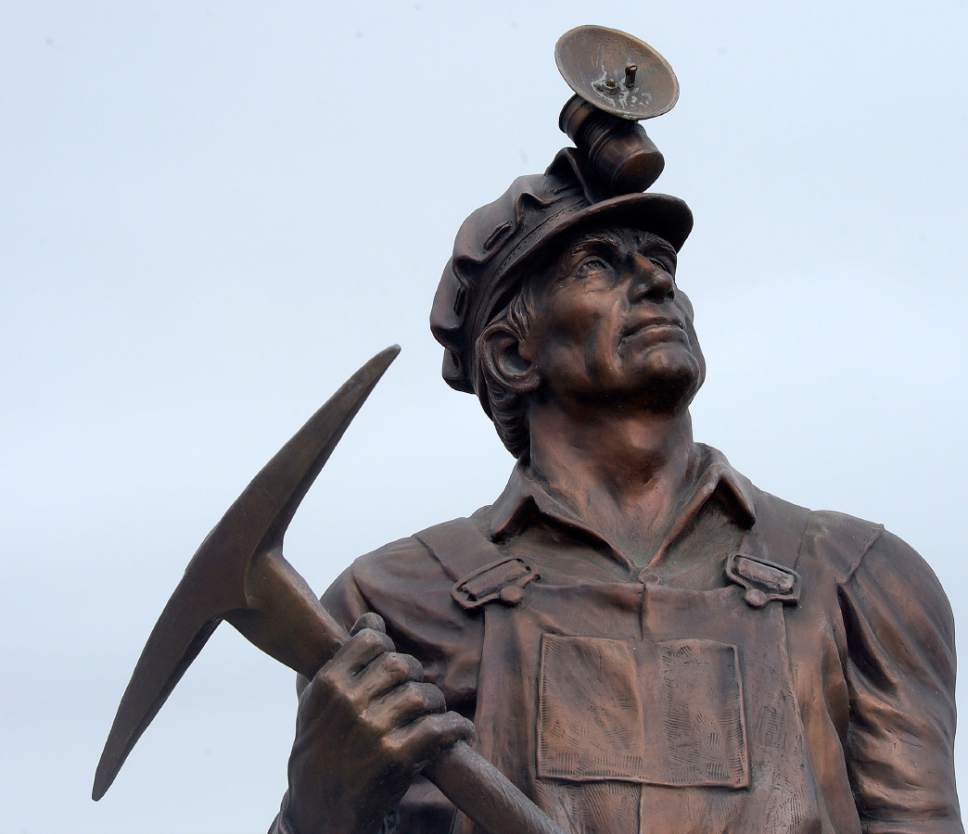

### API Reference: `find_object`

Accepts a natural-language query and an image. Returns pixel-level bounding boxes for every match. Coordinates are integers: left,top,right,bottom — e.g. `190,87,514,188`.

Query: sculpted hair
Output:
476,277,540,460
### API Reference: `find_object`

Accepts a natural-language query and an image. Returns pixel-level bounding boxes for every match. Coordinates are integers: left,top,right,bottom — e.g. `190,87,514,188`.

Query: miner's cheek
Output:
545,324,604,392
540,344,582,394
676,292,701,354
687,324,707,387
676,291,696,326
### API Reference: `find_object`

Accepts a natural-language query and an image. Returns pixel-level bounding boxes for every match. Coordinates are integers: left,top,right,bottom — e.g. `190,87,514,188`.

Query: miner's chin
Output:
625,342,706,412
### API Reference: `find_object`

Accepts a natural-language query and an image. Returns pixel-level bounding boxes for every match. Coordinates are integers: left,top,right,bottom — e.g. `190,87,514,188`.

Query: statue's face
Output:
521,225,705,412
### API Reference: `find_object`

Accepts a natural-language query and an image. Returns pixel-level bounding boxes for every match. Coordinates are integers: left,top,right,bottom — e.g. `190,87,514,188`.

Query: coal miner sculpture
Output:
95,26,962,834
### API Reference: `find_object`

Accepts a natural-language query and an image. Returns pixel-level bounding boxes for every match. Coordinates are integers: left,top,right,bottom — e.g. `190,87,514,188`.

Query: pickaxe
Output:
93,346,565,834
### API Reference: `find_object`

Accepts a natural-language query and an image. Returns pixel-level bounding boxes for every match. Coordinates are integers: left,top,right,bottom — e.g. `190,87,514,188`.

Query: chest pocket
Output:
537,633,750,788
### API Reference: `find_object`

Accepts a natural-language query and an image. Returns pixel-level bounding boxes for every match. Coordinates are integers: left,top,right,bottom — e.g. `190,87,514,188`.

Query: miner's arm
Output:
840,530,963,833
269,535,485,834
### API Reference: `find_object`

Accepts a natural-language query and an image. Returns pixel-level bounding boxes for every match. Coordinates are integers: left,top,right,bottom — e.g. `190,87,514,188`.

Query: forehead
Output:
561,225,674,258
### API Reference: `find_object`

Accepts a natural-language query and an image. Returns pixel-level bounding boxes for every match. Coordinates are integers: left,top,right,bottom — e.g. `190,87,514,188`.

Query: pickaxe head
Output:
92,345,400,800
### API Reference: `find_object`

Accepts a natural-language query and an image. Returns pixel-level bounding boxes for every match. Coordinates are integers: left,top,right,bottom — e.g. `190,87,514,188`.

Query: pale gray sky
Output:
2,2,966,832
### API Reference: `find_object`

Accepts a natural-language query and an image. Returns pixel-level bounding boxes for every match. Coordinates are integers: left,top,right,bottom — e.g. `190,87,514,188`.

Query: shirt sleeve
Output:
322,534,484,714
839,529,963,833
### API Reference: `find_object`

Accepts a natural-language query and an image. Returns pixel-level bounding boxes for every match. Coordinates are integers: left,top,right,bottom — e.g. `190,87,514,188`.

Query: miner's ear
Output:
479,322,541,394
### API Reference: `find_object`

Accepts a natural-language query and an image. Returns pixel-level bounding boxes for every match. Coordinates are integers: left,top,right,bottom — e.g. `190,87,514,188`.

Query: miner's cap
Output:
430,148,694,397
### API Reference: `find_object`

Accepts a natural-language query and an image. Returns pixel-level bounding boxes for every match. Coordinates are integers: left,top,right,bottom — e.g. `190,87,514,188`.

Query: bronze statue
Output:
94,26,962,834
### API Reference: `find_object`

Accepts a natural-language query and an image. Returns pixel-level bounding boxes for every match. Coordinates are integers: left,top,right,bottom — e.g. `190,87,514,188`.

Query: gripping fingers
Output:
329,626,396,676
386,711,476,772
306,616,396,704
367,681,446,731
357,651,425,700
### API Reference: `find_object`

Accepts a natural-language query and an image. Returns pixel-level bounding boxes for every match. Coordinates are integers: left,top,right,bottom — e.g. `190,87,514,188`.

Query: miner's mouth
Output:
621,317,685,341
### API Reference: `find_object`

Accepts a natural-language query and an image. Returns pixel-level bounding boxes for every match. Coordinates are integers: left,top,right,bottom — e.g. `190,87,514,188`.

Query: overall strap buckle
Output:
726,552,801,609
452,557,539,610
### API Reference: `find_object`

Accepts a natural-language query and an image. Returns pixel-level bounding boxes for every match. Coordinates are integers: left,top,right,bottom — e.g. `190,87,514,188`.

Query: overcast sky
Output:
2,2,967,832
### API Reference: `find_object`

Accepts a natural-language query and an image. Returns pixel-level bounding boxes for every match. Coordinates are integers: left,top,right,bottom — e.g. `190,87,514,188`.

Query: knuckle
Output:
380,734,407,766
360,706,388,737
305,676,351,715
355,628,393,653
428,712,454,732
396,681,425,710
312,662,340,692
406,682,444,712
399,654,424,679
343,684,367,712
432,711,471,739
353,628,380,648
383,653,409,677
424,684,446,711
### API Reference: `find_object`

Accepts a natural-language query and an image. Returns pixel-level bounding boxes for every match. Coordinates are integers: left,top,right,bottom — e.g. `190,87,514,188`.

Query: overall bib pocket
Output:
537,633,750,789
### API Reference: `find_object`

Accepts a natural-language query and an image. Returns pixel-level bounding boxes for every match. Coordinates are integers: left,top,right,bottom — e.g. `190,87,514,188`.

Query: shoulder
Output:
319,519,481,642
348,511,494,588
352,534,446,588
799,502,944,609
323,512,498,618
325,530,453,613
799,508,884,582
751,486,951,624
845,527,955,644
747,481,882,578
747,485,883,580
318,519,489,704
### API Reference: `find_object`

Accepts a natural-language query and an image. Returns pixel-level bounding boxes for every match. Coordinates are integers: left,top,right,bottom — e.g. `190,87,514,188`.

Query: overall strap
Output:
749,491,814,572
415,518,539,611
728,488,884,609
728,489,813,609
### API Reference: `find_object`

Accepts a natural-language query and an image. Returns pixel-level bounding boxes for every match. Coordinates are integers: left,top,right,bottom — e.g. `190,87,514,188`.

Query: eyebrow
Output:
636,233,677,261
565,231,623,260
559,230,677,270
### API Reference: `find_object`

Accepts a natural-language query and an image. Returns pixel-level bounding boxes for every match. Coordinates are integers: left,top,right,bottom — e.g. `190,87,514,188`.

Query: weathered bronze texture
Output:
274,26,959,834
93,346,401,799
555,25,679,120
555,26,675,195
297,200,962,833
559,95,665,193
93,345,567,834
95,23,963,834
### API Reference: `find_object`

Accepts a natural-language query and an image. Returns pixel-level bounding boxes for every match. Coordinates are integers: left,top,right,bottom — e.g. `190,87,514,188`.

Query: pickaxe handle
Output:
230,548,566,834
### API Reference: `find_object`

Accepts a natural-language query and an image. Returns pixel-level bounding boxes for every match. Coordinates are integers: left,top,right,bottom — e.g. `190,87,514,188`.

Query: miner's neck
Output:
527,396,695,501
525,396,696,553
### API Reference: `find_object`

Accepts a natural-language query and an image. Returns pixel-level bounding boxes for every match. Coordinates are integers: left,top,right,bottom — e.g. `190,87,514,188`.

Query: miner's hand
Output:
282,613,475,834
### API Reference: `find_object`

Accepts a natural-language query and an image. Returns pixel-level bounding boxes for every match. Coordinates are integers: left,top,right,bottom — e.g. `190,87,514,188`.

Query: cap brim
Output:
503,191,693,285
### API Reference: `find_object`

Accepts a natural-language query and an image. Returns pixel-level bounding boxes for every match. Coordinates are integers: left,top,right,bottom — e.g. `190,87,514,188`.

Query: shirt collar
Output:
486,443,757,546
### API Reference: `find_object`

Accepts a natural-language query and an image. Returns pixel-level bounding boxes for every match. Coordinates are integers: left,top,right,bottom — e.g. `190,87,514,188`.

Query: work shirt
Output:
276,444,961,834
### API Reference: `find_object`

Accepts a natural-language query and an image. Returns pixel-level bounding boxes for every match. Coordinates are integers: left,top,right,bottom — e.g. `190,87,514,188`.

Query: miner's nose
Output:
628,254,675,303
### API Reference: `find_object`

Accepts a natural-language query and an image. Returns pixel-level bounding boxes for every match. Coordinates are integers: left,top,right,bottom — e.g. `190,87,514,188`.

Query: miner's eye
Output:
575,256,611,278
649,256,676,277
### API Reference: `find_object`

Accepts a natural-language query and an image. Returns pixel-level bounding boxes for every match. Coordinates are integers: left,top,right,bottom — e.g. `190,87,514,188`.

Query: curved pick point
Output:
92,344,401,801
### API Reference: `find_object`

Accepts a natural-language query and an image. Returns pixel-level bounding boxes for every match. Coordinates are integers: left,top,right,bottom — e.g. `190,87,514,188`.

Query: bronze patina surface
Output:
94,347,566,834
96,24,963,834
555,25,679,120
273,27,962,834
